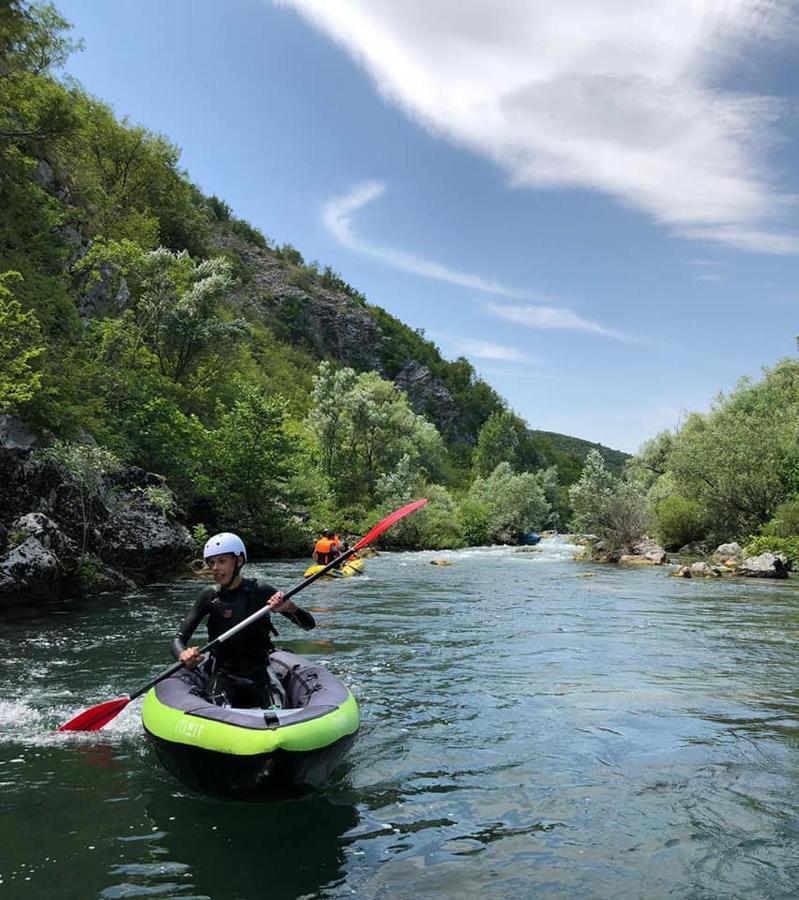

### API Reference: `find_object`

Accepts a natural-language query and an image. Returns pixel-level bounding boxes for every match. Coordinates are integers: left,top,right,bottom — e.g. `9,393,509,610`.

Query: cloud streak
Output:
485,301,630,341
441,335,535,362
322,180,533,296
278,0,796,254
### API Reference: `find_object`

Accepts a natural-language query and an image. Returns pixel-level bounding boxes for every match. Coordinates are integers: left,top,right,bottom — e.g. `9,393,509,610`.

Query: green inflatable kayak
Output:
142,649,359,800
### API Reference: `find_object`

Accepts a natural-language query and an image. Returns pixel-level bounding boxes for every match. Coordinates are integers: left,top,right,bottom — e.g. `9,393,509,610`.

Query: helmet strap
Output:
220,554,245,590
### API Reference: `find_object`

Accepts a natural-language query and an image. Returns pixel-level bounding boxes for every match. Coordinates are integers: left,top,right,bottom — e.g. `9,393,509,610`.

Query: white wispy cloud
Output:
277,0,796,253
485,301,630,341
446,336,534,362
322,180,533,296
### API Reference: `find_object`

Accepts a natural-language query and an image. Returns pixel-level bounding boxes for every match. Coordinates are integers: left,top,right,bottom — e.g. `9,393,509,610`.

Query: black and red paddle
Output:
58,498,428,732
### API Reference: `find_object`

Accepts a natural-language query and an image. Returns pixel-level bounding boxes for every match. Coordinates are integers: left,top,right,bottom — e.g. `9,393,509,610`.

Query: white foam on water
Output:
388,537,581,566
0,699,42,730
0,691,147,748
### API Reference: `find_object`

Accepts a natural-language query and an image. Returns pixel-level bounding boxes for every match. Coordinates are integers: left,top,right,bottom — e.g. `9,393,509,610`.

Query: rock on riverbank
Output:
0,416,195,606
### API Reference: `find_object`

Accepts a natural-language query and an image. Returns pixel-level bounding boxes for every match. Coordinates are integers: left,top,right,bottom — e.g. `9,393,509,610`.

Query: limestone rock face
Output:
78,261,131,318
102,506,194,583
394,361,463,442
214,229,480,441
216,230,384,372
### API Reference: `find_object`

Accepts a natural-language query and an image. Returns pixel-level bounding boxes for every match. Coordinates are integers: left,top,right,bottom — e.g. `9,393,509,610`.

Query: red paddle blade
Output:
353,498,428,552
58,696,131,732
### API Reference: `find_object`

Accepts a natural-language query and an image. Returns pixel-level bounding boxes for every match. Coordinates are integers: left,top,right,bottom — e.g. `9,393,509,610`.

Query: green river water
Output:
1,538,798,899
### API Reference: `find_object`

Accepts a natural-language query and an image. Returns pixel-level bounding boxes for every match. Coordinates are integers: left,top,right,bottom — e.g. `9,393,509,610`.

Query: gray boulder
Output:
736,552,788,579
670,562,729,578
11,512,77,558
0,415,41,453
711,542,743,563
0,535,65,603
632,537,669,564
102,507,194,582
677,541,708,555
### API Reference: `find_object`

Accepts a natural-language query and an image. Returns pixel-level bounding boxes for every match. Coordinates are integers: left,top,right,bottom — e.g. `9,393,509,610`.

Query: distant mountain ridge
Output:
531,431,629,472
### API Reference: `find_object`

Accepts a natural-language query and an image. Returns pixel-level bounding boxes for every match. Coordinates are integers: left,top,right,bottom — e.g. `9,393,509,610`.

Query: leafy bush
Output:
207,195,232,222
456,498,491,546
144,485,176,517
654,495,705,550
0,271,44,412
569,449,647,552
38,441,124,550
192,523,209,548
230,217,268,248
761,499,799,537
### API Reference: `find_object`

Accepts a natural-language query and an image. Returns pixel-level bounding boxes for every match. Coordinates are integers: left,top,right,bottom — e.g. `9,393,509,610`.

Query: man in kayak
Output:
312,530,340,565
173,532,315,708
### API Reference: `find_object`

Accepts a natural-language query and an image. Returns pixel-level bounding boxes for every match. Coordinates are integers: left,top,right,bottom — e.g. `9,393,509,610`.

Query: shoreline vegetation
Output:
2,3,798,602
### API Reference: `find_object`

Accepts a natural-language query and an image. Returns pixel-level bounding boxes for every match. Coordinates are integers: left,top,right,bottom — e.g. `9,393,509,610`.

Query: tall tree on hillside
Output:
0,1,79,145
308,363,446,502
308,360,358,478
473,409,518,477
0,271,44,411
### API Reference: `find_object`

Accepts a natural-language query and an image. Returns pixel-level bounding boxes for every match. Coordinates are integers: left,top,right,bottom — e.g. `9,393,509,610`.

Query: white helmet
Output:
203,532,247,562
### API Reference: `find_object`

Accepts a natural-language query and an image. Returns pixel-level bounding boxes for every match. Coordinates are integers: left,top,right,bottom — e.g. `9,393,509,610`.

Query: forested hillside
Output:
0,1,628,555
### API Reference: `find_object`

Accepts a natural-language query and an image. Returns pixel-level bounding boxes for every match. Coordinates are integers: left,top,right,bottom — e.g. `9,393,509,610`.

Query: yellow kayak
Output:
304,557,365,579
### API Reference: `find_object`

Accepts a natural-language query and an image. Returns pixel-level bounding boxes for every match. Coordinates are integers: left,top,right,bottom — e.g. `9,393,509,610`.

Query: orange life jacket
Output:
314,537,336,564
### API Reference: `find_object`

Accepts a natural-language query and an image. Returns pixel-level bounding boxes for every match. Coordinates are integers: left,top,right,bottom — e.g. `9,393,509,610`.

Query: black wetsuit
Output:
172,577,315,705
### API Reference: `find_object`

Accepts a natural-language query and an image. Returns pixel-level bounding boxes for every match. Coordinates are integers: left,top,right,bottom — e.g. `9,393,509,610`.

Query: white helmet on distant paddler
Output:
203,532,247,562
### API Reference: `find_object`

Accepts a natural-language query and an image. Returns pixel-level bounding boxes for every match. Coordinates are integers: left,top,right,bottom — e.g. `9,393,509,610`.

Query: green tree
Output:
473,410,518,477
0,271,44,411
666,361,799,538
0,1,80,145
198,387,298,546
470,461,551,544
79,243,248,391
308,360,358,478
70,97,210,254
569,449,647,551
308,363,447,503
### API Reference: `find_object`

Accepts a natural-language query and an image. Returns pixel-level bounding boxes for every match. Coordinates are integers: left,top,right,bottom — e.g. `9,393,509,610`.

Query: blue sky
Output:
56,0,799,453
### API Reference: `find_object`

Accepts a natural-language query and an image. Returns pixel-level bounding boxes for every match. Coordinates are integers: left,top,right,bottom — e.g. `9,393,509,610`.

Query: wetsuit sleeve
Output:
171,589,213,659
281,605,316,631
259,580,316,631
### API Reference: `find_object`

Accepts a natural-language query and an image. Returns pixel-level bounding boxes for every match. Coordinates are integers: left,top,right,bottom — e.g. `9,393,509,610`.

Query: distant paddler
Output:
312,530,340,565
